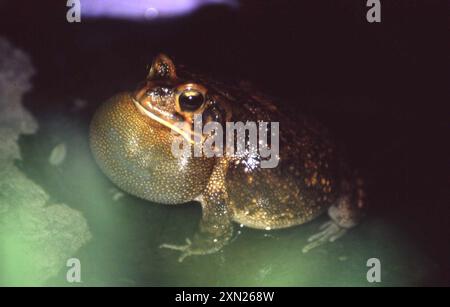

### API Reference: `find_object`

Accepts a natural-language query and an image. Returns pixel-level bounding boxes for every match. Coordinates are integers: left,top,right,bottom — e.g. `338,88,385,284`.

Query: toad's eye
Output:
178,90,205,112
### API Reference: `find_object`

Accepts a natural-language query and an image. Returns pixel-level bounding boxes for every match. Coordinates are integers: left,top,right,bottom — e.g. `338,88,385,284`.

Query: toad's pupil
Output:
179,91,204,111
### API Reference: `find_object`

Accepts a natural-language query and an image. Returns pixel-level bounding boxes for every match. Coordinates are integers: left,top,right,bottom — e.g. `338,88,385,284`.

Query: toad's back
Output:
193,76,341,229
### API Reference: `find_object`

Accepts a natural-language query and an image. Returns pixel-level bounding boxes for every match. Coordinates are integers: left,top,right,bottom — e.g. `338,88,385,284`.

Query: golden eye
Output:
178,90,204,111
175,83,207,113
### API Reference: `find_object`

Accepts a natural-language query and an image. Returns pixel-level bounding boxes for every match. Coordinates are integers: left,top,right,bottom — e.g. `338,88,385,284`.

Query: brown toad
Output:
89,54,366,262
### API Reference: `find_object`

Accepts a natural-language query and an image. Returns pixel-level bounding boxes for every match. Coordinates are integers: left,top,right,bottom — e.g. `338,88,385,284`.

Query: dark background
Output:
1,0,448,285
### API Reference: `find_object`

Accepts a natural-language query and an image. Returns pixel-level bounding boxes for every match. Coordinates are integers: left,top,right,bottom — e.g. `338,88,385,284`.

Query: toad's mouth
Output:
132,96,200,145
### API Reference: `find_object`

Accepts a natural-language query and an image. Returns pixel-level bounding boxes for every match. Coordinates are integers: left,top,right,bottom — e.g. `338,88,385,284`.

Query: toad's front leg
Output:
160,159,233,262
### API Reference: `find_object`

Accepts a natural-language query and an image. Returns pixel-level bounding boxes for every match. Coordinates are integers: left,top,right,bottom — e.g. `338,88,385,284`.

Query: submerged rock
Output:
0,37,91,285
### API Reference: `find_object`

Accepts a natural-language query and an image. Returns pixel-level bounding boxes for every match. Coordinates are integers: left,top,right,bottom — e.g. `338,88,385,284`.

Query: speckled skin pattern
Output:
90,54,366,261
90,93,215,204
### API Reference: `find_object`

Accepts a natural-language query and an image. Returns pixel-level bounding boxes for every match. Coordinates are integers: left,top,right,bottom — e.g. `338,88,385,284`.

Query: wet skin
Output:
90,54,366,262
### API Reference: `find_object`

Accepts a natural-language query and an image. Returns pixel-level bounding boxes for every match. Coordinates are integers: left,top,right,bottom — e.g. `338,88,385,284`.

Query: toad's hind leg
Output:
303,173,367,253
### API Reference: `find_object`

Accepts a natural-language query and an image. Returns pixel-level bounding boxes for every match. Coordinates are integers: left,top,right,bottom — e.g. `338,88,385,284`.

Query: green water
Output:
9,111,434,287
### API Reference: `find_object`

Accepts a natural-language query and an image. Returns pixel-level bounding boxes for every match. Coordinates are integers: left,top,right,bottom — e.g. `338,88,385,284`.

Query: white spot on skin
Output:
235,151,261,173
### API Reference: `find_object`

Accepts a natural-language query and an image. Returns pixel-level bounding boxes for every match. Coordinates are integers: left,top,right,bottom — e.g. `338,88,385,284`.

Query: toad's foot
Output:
302,174,367,253
302,220,348,253
160,237,223,263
